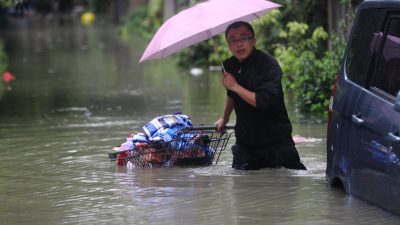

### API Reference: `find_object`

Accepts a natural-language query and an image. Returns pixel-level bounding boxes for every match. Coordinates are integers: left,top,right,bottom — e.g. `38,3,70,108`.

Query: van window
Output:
372,17,400,97
346,9,386,86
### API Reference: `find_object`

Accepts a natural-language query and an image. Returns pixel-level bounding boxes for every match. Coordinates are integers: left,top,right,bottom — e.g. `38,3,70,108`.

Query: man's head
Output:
225,21,256,62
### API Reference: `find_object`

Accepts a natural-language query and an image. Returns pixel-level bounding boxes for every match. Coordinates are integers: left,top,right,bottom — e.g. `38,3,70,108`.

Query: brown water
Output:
1,18,399,225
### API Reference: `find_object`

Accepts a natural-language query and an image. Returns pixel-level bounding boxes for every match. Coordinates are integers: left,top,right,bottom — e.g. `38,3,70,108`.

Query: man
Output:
215,21,306,170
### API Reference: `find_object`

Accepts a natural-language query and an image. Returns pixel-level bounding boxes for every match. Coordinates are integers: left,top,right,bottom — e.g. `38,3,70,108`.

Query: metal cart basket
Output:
109,126,234,168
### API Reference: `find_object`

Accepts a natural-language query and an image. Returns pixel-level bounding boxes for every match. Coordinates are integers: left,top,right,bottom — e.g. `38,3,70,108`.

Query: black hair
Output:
225,21,255,39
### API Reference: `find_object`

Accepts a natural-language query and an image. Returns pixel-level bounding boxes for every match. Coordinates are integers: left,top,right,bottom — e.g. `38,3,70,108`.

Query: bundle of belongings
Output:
112,113,214,167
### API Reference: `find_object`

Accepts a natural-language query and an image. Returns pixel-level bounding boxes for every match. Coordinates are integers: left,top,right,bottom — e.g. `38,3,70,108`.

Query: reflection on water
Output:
1,19,400,224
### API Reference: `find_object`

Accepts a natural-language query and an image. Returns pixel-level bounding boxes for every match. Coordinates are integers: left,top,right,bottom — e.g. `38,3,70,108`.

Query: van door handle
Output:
352,114,364,125
388,132,400,143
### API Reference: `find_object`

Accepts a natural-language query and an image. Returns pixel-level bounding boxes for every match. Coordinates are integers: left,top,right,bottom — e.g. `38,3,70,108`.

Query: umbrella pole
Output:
208,31,226,73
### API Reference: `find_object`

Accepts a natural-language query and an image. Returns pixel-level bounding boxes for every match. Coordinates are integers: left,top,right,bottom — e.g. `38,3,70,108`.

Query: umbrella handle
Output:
208,31,226,73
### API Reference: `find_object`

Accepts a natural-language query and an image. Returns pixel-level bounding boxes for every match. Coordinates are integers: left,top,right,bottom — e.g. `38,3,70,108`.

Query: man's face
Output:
226,25,256,63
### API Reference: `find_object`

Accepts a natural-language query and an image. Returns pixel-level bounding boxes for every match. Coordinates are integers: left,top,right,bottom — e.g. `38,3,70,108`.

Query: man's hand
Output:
214,117,228,133
222,72,238,92
222,72,257,107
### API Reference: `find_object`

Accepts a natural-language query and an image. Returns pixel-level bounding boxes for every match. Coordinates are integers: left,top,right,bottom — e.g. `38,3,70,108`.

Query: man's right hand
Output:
214,118,228,133
222,72,238,92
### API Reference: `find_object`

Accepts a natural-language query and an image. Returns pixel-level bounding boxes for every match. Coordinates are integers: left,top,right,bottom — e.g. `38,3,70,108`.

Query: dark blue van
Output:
326,0,400,215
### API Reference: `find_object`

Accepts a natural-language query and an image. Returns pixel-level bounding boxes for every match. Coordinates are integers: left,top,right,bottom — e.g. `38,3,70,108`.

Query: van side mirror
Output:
395,92,400,112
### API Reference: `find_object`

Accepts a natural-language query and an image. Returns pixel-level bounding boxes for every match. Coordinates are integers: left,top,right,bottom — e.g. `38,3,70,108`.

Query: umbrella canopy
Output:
139,0,281,63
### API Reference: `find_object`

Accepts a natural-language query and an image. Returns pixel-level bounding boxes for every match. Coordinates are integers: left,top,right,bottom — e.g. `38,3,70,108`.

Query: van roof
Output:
360,0,400,10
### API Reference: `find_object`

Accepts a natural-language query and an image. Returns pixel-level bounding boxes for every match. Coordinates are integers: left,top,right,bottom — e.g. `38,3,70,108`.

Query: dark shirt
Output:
224,48,293,150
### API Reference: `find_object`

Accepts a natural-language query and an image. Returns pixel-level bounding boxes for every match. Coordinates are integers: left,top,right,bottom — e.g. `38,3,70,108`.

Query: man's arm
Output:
215,96,234,133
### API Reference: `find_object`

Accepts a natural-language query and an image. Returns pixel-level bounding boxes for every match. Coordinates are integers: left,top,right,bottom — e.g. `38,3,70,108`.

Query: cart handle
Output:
188,124,235,131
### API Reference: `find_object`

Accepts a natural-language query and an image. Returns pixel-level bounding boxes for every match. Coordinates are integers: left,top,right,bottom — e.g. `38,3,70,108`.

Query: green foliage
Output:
118,1,162,41
274,0,327,31
274,23,345,116
0,0,12,8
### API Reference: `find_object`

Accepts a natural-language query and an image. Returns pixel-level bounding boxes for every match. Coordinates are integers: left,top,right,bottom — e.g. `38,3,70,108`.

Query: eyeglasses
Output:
227,36,254,45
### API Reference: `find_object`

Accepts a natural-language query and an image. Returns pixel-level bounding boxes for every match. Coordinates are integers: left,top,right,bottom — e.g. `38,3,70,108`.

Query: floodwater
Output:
1,18,399,225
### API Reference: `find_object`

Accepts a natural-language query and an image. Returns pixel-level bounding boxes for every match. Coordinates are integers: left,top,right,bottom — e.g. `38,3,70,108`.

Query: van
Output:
326,0,400,215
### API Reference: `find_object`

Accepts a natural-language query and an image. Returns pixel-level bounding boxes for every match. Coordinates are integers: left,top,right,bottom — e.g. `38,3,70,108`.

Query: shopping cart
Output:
108,125,234,168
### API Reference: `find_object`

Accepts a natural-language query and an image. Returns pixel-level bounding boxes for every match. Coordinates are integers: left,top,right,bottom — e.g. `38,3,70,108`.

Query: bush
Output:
118,2,162,41
274,22,345,116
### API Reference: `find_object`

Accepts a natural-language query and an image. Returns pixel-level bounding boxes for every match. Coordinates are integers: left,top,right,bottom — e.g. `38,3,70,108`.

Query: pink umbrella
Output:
139,0,281,65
